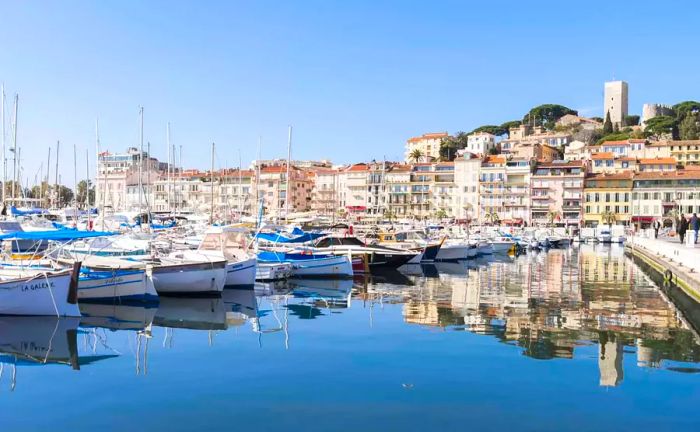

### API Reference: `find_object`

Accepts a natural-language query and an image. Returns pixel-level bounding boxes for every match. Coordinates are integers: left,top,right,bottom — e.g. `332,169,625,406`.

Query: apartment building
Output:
453,155,481,221
631,168,700,227
405,132,450,162
583,172,633,227
530,160,585,227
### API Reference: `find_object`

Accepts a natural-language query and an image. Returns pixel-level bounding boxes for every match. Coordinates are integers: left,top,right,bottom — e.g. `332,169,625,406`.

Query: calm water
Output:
2,245,700,431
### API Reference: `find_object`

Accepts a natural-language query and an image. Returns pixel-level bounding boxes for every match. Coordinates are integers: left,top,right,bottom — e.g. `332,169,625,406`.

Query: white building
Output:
453,155,481,221
604,80,629,126
465,132,496,156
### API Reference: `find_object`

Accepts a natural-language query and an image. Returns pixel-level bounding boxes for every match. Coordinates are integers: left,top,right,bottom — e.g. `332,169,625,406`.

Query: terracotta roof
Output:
634,170,700,180
591,152,614,160
638,158,676,165
483,156,505,164
657,140,700,146
345,163,368,172
407,132,449,143
619,157,637,162
600,139,646,145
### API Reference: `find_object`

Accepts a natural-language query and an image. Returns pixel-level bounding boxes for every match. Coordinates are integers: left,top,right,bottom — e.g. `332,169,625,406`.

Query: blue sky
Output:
0,0,698,183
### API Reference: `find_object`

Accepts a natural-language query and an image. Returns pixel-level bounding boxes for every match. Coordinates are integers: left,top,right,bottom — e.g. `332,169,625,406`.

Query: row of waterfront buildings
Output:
96,130,700,228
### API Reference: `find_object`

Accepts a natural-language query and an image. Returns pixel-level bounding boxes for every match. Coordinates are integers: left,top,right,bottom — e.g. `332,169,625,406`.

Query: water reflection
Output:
2,244,699,393
388,244,700,386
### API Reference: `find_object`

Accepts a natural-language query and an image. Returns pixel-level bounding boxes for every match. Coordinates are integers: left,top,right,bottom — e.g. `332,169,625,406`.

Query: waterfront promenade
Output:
628,232,700,301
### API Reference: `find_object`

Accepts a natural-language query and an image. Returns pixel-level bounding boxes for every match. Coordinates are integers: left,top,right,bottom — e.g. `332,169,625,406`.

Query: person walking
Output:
679,216,688,244
692,213,700,244
653,219,661,239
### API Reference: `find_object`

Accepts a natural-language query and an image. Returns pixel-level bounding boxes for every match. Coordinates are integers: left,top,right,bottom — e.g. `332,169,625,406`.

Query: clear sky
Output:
1,0,698,184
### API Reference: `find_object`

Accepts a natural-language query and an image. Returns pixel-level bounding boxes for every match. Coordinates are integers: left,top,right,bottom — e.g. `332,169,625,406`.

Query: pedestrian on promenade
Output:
678,216,688,244
653,220,661,239
692,213,700,243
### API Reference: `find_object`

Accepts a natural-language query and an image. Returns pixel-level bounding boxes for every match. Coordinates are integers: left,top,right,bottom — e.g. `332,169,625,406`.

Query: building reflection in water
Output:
376,244,700,387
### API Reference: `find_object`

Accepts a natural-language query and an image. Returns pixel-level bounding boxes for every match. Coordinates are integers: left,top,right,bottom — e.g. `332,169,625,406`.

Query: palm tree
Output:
409,149,424,163
601,209,616,229
484,211,500,226
546,210,560,227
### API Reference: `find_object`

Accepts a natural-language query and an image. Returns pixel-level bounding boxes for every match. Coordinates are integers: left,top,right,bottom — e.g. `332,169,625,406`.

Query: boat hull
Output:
78,268,158,303
225,257,257,287
0,271,80,316
288,255,353,278
256,262,293,281
150,261,226,295
436,244,469,261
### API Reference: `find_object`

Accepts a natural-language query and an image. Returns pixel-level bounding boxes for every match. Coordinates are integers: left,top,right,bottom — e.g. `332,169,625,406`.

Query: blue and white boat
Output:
257,250,353,278
77,267,158,303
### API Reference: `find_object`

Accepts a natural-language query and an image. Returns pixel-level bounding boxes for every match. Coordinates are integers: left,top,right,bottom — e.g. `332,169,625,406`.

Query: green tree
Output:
672,101,700,121
57,185,74,207
624,115,640,126
644,115,678,140
596,132,631,145
522,104,577,130
603,111,613,134
76,180,96,208
470,125,507,136
590,116,604,123
439,133,468,161
679,113,700,140
488,146,499,155
409,149,424,163
435,208,448,219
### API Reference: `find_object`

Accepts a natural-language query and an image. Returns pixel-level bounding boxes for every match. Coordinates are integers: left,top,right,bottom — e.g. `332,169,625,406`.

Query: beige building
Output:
453,155,481,221
405,132,449,162
604,80,629,126
254,164,312,217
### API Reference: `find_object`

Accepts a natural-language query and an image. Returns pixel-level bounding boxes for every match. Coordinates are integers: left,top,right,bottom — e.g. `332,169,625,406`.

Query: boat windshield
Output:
315,236,365,247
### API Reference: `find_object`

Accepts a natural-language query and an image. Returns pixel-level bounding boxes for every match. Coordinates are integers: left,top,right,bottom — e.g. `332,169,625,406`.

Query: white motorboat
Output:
435,242,471,261
490,237,516,254
146,256,227,295
0,266,80,316
597,228,612,243
197,226,257,287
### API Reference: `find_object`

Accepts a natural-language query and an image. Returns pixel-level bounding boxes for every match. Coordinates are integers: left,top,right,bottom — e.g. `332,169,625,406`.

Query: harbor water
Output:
1,244,699,431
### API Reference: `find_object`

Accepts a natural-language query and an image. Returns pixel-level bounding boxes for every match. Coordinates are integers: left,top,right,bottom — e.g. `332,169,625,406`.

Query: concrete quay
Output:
626,234,700,303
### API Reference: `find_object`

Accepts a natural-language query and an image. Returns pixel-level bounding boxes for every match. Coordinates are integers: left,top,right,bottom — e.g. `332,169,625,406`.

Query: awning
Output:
631,216,655,223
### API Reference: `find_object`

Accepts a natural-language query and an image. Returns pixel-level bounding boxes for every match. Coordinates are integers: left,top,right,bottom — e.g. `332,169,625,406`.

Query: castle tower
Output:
604,80,629,126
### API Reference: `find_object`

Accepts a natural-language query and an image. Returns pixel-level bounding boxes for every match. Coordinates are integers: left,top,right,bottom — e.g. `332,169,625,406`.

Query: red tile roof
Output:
638,158,676,165
407,132,449,143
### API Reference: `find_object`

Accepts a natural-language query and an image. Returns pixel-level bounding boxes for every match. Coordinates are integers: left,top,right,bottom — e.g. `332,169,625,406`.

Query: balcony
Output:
531,195,549,200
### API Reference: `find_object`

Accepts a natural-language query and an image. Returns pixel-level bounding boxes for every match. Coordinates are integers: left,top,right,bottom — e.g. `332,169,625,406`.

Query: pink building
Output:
530,160,586,227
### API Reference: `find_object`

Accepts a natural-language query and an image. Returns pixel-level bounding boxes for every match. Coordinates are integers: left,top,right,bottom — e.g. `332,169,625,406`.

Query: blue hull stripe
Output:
227,264,256,273
78,279,143,290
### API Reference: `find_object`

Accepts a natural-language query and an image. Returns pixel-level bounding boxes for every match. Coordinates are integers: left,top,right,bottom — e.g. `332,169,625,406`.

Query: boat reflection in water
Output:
387,243,700,386
222,287,259,328
79,303,157,331
0,316,114,390
289,278,354,310
154,296,227,331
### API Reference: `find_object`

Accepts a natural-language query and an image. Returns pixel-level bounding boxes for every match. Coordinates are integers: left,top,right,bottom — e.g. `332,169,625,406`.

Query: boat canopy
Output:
0,230,115,241
255,231,325,244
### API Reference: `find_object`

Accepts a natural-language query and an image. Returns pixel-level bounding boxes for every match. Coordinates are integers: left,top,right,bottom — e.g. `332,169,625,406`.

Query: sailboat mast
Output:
86,149,91,228
166,122,171,213
138,106,144,213
210,142,215,225
11,94,18,204
1,84,5,206
54,141,60,208
285,125,292,220
73,144,77,210
45,147,51,207
238,149,242,221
